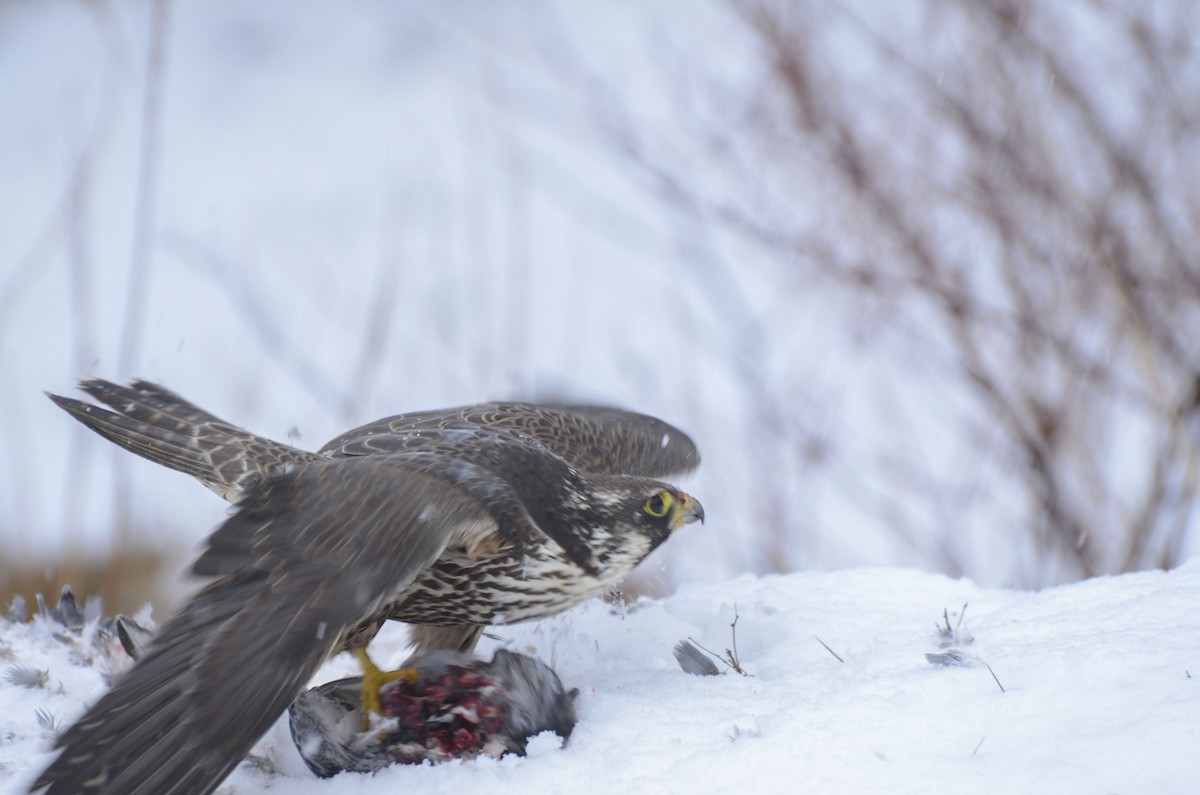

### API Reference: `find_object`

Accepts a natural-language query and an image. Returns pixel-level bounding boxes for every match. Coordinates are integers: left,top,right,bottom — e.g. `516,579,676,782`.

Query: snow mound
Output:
4,563,1198,794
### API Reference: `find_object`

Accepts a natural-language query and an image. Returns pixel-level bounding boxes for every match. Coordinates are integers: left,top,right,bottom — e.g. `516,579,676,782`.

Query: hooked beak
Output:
670,491,705,530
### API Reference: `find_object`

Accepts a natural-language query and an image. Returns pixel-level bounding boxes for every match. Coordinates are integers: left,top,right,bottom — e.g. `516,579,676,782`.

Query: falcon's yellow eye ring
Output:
643,490,674,518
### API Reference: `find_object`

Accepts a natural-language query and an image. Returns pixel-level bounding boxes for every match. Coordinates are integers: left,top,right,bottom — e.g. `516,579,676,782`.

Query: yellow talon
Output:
355,647,420,729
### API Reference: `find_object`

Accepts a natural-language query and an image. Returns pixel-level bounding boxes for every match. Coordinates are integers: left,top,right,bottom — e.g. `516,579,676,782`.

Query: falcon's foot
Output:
354,647,420,728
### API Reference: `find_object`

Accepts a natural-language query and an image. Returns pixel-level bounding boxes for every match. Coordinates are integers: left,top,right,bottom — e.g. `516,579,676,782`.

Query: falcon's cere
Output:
32,379,702,795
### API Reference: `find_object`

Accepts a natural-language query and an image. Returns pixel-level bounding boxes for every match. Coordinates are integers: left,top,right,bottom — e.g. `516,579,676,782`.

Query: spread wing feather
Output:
33,458,492,795
321,403,700,479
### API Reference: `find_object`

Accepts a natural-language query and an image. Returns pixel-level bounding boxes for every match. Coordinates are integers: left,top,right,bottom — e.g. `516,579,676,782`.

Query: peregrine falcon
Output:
32,379,703,795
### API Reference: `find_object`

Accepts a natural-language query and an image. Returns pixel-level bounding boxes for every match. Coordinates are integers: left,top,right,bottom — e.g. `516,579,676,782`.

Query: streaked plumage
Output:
33,379,702,794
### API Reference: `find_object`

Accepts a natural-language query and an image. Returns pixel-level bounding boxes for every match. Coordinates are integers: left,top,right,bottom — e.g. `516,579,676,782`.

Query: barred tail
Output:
47,378,321,501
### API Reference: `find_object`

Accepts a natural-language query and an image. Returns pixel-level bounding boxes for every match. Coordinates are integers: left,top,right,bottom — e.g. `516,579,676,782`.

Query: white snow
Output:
4,562,1198,794
2,4,1198,792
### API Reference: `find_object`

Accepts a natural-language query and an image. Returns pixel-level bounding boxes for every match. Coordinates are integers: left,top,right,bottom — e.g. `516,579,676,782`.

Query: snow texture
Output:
4,563,1198,794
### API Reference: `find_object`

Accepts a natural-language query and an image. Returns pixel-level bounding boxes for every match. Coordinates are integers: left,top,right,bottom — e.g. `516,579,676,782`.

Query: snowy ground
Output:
3,562,1197,794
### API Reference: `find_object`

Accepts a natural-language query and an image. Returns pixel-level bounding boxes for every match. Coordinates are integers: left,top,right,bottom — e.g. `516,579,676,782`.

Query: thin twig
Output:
814,635,845,663
112,0,171,604
986,663,1006,693
684,636,749,676
730,604,741,668
117,0,170,375
686,605,751,676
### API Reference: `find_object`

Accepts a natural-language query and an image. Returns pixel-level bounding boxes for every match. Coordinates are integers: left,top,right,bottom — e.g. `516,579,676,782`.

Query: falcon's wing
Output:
32,458,494,795
321,402,700,479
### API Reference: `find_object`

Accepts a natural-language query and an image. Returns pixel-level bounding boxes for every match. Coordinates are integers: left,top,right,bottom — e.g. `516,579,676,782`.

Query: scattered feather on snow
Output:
673,640,720,676
3,664,48,689
926,603,979,667
33,708,59,732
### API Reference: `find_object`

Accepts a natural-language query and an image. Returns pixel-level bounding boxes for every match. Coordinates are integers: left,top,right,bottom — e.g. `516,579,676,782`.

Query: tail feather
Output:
78,378,230,429
47,379,321,501
46,392,219,483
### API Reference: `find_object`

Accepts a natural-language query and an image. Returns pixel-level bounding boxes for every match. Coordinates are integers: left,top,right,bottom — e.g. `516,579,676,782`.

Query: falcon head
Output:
584,477,705,551
636,485,705,533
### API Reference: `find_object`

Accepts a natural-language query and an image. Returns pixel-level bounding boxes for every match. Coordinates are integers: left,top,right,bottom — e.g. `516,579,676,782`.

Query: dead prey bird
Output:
33,379,702,794
289,648,577,776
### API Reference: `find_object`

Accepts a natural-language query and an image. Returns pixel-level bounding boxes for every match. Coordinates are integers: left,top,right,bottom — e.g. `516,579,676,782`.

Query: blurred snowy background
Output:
3,0,1199,614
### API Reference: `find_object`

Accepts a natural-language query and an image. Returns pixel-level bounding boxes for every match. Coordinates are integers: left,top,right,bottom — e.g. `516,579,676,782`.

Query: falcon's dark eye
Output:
642,490,674,518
